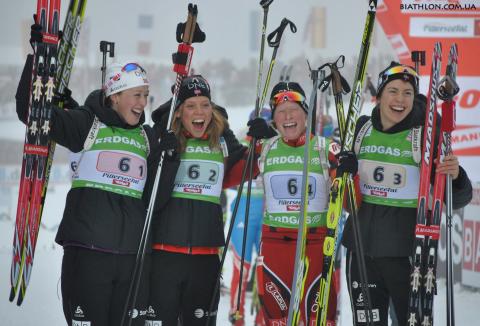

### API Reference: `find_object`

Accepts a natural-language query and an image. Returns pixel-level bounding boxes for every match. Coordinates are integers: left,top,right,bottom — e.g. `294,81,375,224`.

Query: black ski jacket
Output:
147,100,247,248
342,95,473,257
15,55,177,253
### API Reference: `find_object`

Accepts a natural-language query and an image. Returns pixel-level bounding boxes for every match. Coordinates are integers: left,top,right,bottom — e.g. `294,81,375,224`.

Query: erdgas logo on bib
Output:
359,145,401,157
95,135,147,152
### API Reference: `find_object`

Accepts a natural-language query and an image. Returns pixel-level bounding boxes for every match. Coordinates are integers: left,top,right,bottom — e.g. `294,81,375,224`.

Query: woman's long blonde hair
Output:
171,103,228,153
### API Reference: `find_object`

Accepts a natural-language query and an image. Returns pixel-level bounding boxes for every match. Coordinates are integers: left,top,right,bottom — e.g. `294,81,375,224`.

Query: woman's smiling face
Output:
378,79,415,130
273,101,307,140
176,96,213,138
110,85,149,126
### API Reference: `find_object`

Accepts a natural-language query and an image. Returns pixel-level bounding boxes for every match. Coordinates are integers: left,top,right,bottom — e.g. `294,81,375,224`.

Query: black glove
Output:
336,150,358,177
30,23,43,47
16,55,34,124
247,117,277,139
176,22,206,43
159,129,178,153
53,87,79,110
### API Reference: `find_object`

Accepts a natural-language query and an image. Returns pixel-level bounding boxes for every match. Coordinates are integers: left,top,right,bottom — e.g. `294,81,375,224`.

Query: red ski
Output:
10,0,61,306
407,41,442,326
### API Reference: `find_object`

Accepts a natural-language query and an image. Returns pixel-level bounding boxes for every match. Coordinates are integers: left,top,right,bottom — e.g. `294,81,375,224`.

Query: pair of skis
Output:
315,2,378,326
407,43,459,326
10,0,87,306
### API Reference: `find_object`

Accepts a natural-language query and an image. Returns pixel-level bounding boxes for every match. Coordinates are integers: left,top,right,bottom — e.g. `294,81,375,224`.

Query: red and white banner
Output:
377,0,480,179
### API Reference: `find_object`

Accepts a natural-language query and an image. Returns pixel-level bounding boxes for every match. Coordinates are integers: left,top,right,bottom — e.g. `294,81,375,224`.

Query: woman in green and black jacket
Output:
16,57,177,326
146,74,251,326
342,62,472,326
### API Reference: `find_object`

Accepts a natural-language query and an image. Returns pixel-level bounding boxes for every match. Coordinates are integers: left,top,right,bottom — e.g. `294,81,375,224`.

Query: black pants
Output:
345,250,411,326
148,250,220,326
61,246,150,326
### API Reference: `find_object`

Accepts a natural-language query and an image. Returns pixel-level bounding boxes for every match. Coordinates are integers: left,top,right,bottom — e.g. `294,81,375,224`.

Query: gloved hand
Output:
335,150,358,177
53,87,79,110
30,23,43,47
247,117,277,140
159,129,178,153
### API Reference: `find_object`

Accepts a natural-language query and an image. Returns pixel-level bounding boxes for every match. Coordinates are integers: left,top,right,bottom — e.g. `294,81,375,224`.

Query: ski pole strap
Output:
318,55,350,95
175,4,205,43
267,18,297,48
331,69,350,95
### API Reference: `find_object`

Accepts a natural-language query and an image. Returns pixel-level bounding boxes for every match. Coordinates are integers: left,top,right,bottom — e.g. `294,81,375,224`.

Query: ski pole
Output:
437,43,459,326
99,40,114,105
207,1,275,323
253,0,274,118
286,65,321,326
337,5,378,323
318,60,374,326
316,3,379,325
206,146,254,325
235,15,297,323
121,4,205,326
99,40,115,85
318,55,350,140
259,17,297,109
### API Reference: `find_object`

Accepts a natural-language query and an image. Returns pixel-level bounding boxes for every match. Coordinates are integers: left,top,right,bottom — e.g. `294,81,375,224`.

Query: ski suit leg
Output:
110,253,150,326
256,237,291,325
148,251,183,326
377,257,411,326
61,246,148,326
257,231,337,326
345,250,389,326
179,254,220,326
149,250,220,326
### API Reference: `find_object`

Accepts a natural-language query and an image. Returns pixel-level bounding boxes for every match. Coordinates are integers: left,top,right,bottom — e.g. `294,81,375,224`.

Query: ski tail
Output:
407,41,442,326
9,162,32,302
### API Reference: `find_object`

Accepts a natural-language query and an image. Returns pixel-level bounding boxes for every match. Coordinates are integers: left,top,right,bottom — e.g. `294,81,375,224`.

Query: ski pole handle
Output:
169,3,203,128
100,40,115,86
267,18,297,48
318,55,349,95
411,50,426,73
260,0,274,9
